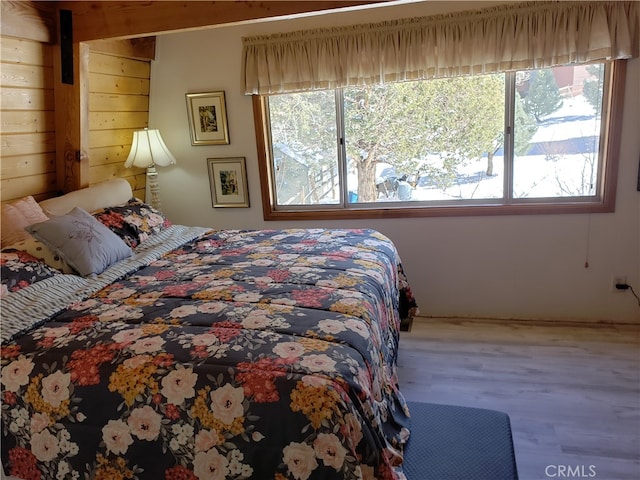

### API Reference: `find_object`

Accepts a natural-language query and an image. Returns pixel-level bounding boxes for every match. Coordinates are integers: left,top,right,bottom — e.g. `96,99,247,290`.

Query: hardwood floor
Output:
397,318,640,480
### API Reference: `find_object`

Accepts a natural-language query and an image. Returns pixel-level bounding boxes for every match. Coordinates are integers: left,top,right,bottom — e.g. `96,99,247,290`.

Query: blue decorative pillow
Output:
26,207,132,276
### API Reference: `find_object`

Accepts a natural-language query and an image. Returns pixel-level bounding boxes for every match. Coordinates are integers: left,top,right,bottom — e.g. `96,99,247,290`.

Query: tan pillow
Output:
1,204,31,248
39,178,133,216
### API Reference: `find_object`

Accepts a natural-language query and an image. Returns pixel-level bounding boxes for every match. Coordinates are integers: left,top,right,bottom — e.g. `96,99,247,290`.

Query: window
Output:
254,61,625,220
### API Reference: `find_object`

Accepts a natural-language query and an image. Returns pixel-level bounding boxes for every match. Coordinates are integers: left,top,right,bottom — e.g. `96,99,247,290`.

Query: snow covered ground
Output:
409,94,600,202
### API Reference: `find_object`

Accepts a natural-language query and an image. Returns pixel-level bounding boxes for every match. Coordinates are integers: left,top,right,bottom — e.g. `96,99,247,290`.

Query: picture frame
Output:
186,91,230,145
207,157,250,208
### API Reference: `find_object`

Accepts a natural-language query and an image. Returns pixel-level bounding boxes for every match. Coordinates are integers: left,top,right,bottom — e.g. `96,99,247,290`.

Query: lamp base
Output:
146,166,162,210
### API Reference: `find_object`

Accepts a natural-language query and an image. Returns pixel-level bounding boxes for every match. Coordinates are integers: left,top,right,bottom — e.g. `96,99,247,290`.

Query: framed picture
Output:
207,157,249,208
186,91,230,145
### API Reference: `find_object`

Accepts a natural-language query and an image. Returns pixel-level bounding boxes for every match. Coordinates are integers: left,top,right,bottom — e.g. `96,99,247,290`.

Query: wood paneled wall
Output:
1,36,57,203
1,34,151,203
1,0,375,203
88,50,150,200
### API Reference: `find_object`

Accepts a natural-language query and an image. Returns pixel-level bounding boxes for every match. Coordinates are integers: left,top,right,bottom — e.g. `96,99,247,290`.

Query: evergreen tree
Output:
486,94,537,175
524,69,563,122
344,75,505,198
583,64,604,117
271,74,505,202
514,94,538,156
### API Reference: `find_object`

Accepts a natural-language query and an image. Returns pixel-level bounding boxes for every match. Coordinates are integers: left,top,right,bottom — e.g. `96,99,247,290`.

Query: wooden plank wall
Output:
0,36,57,203
1,0,381,203
88,50,150,200
1,35,150,203
2,1,374,203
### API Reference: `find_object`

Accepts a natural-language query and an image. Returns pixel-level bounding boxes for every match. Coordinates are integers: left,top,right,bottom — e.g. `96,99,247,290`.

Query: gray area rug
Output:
403,402,519,480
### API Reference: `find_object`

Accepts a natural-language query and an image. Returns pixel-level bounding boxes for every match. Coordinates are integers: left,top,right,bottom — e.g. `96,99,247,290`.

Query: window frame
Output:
253,60,626,221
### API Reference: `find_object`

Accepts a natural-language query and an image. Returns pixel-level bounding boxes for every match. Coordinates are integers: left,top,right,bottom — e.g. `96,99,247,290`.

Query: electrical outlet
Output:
612,274,627,292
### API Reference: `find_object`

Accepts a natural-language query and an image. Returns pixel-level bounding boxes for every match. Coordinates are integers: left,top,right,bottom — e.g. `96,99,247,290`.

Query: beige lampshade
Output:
125,129,177,168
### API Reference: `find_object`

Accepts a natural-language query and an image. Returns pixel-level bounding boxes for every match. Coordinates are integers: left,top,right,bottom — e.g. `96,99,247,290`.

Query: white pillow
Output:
39,178,133,216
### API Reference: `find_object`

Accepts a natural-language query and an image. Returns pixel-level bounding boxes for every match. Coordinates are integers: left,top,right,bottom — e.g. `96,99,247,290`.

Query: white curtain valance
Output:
242,1,639,95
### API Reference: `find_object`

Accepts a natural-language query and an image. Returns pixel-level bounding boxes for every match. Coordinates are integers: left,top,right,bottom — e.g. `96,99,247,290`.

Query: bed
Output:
1,179,418,480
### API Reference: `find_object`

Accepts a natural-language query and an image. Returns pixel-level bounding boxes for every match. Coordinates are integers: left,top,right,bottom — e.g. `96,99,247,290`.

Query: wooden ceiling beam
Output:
55,1,390,42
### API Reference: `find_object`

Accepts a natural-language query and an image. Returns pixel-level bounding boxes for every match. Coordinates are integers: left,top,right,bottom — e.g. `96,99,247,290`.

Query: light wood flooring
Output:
397,318,640,480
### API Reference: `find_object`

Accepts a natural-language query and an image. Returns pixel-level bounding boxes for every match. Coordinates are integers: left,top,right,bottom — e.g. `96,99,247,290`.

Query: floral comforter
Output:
1,228,417,480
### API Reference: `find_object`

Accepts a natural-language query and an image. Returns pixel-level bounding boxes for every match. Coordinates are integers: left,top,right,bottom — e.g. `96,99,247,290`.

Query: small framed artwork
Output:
186,91,230,145
207,157,250,208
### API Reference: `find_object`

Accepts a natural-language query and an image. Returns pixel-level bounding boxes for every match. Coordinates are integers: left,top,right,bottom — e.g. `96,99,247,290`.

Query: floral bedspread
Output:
1,228,417,480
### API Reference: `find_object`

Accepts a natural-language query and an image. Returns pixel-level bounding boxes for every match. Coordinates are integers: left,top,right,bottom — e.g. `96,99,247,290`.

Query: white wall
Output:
149,1,640,323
